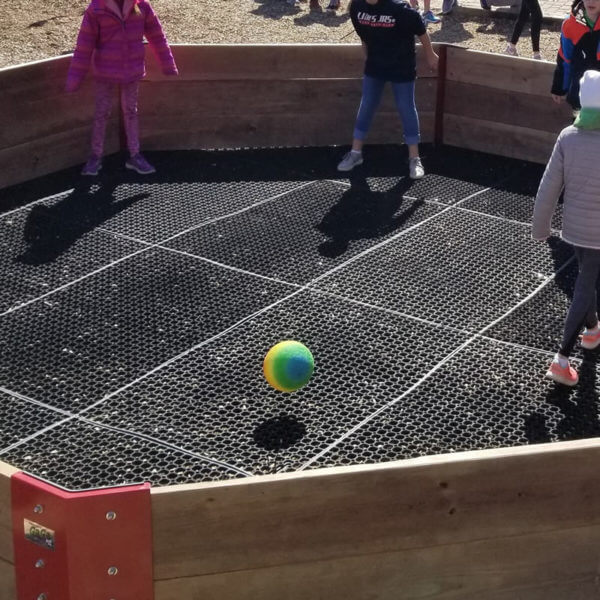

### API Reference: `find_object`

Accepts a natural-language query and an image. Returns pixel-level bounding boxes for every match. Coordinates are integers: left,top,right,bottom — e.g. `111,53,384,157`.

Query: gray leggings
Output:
560,245,600,357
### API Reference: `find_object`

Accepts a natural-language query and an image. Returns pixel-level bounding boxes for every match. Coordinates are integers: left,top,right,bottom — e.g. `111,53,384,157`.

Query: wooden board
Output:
443,114,558,164
444,81,572,133
140,111,435,150
0,55,119,188
0,124,120,190
145,43,442,81
151,439,600,581
445,46,556,94
137,76,436,149
0,557,16,600
138,78,437,118
154,524,600,600
0,462,17,565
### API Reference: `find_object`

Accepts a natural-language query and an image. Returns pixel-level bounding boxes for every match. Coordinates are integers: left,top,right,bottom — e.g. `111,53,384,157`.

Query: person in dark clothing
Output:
505,0,543,59
551,0,600,109
337,0,438,178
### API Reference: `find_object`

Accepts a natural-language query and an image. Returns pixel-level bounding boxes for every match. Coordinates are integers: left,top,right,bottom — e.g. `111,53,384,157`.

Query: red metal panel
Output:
11,473,153,600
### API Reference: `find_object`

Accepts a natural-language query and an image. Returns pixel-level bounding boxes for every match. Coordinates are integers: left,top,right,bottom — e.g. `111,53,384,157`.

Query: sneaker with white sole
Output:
409,157,425,179
422,10,441,23
581,327,600,350
532,52,542,60
337,151,363,172
81,154,102,176
126,153,156,175
505,43,518,57
546,360,579,386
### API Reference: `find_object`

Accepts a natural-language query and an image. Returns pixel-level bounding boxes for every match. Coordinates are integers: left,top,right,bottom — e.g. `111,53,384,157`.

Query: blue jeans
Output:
353,76,420,146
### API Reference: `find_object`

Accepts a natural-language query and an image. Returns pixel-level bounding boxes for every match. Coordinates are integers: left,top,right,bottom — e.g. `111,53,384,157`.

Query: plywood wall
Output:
443,47,573,163
0,462,17,600
151,440,600,600
0,57,120,190
138,44,437,151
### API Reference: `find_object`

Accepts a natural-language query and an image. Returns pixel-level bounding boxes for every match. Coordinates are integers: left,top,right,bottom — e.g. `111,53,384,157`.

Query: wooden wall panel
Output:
445,46,555,94
145,43,442,82
445,80,572,132
0,462,17,565
139,79,437,118
444,114,558,164
0,56,120,189
0,125,119,191
154,525,600,600
0,557,16,600
0,44,438,189
140,111,434,150
151,440,600,581
138,78,436,149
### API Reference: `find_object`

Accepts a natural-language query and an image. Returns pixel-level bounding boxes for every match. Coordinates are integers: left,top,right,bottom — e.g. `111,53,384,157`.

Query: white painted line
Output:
299,255,576,470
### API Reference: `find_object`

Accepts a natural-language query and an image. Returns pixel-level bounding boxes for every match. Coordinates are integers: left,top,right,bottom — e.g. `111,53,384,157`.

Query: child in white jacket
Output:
532,70,600,386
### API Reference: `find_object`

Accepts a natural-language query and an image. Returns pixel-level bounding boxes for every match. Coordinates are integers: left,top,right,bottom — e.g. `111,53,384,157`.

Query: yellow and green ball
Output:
263,340,314,393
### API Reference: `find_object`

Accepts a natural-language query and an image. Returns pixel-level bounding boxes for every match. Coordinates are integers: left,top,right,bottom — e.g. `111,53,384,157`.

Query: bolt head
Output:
37,594,47,600
106,511,117,521
108,566,119,576
33,505,44,514
35,559,45,568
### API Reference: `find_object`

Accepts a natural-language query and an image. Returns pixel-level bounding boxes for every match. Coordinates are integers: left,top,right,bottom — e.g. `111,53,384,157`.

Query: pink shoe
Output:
545,361,579,386
581,327,600,350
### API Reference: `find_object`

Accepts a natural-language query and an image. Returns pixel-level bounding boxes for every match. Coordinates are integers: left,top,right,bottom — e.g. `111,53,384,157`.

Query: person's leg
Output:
121,80,140,157
506,0,530,55
90,80,115,158
83,80,114,175
559,247,600,357
121,81,155,174
352,76,386,148
391,80,424,178
421,0,441,22
529,0,542,55
549,247,600,385
338,76,385,171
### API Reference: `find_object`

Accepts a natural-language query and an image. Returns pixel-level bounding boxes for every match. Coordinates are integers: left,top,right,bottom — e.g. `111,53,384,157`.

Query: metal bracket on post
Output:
11,473,153,600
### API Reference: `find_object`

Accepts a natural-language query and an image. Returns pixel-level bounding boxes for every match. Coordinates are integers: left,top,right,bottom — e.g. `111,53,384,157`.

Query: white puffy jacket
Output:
532,125,600,249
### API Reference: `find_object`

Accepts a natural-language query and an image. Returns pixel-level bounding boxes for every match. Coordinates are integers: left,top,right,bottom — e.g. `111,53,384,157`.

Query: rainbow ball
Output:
263,340,314,393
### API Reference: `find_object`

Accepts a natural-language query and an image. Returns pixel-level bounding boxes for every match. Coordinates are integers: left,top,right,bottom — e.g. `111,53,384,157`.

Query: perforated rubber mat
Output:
0,144,595,491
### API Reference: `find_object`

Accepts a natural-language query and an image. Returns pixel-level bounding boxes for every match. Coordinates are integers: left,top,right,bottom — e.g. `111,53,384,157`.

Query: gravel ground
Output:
0,0,562,69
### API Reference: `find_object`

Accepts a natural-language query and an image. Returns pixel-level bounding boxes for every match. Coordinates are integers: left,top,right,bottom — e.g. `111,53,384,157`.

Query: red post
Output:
11,473,153,600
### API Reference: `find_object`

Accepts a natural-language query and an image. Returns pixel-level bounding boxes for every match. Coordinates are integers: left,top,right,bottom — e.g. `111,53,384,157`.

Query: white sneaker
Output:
337,151,363,172
409,157,425,179
505,43,518,57
532,52,542,60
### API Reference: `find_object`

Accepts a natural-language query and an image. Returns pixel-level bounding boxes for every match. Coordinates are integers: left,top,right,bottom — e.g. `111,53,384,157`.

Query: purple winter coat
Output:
66,0,178,91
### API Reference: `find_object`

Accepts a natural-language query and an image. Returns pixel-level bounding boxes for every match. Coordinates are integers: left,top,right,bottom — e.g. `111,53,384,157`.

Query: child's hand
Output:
427,52,439,72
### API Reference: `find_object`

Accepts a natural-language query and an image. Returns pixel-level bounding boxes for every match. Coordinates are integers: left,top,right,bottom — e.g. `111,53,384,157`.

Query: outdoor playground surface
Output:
0,143,594,492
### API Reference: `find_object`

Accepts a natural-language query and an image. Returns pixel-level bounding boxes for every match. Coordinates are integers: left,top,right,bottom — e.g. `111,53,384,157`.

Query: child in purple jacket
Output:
66,0,178,176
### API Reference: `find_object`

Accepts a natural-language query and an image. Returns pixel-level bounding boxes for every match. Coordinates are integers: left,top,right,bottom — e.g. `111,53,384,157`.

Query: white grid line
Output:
1,168,570,484
298,255,577,470
0,386,252,476
0,180,317,319
0,183,494,456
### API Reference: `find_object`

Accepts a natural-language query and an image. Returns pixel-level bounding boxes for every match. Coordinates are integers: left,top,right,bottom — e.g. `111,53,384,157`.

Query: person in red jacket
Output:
66,0,178,176
551,0,600,109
